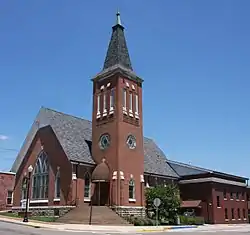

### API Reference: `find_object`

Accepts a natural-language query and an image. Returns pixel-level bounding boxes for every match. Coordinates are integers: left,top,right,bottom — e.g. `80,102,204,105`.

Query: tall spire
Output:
103,12,133,71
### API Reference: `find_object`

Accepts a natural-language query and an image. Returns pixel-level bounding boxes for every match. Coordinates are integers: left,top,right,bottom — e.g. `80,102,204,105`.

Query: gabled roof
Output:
11,107,179,179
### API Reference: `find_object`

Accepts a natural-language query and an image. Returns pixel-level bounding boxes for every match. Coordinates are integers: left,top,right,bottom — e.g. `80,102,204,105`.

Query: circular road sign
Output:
153,198,161,207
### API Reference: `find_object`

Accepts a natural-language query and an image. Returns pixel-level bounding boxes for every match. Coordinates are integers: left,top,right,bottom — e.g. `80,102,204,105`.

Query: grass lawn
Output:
0,212,57,222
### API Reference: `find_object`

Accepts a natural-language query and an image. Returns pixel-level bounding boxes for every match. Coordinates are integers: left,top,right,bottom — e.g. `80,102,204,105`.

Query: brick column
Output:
111,171,117,206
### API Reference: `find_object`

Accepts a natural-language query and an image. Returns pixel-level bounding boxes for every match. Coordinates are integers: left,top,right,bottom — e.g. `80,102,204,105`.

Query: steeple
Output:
103,12,133,71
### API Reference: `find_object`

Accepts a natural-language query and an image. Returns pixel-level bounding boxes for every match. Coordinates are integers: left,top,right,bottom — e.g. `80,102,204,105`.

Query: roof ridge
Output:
41,107,92,124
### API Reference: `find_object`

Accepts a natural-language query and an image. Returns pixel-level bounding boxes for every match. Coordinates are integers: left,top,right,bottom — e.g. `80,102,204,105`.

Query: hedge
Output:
179,215,205,225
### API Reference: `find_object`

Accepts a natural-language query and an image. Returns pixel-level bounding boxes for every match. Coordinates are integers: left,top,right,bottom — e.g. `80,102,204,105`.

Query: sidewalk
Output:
0,215,198,232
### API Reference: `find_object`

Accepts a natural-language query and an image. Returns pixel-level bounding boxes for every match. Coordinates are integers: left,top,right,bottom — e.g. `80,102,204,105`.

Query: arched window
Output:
32,151,49,199
55,169,60,199
84,172,91,199
129,179,135,200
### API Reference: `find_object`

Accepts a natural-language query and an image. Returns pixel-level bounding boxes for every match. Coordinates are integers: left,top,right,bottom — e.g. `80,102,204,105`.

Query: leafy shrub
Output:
145,185,181,223
125,215,156,226
179,215,204,225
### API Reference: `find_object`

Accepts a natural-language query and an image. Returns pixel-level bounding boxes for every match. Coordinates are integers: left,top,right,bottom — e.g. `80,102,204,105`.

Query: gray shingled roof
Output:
167,160,248,181
11,107,179,179
167,160,212,177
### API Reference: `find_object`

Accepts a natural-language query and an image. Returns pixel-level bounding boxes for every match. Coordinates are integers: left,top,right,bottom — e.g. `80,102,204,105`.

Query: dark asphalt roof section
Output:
11,107,179,179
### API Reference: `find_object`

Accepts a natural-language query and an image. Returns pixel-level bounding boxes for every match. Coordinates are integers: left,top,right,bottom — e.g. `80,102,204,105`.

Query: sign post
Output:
153,198,161,226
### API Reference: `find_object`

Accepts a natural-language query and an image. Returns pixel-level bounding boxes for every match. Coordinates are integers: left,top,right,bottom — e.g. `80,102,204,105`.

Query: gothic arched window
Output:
32,151,49,199
55,169,60,199
129,179,135,200
84,172,91,199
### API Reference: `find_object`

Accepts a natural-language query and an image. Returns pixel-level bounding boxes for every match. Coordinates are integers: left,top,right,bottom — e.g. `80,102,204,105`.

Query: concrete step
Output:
56,204,129,225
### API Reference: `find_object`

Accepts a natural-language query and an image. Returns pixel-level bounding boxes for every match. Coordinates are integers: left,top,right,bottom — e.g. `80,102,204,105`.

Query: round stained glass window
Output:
126,135,136,149
99,134,111,150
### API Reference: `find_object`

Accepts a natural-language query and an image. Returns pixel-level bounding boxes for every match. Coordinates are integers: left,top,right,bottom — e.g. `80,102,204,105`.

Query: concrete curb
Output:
136,225,198,232
0,218,41,229
0,216,198,233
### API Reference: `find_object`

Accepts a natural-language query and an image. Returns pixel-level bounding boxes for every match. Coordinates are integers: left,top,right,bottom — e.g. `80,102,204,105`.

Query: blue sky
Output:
0,1,249,177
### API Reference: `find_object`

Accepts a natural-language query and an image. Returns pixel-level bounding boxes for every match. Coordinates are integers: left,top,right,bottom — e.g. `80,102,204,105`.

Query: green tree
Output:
145,184,181,224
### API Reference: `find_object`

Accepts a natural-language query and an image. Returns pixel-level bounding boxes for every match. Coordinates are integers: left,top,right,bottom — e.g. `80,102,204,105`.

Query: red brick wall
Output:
0,172,15,210
92,75,144,207
180,182,214,223
212,184,248,224
13,127,73,207
179,181,248,224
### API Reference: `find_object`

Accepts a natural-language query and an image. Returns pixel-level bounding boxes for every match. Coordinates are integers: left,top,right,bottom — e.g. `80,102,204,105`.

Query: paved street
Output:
2,221,250,235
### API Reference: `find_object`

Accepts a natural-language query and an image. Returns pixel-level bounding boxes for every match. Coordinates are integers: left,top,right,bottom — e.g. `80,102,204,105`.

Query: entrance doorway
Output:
92,181,109,206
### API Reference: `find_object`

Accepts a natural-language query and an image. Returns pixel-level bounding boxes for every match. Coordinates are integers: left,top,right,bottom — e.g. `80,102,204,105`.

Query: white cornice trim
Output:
0,171,16,175
179,177,247,187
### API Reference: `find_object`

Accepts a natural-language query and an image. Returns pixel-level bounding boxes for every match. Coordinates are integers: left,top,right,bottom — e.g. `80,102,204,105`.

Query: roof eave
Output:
91,64,143,83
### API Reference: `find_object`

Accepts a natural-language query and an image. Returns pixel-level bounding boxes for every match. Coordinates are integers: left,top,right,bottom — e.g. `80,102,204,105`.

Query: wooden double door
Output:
92,181,109,206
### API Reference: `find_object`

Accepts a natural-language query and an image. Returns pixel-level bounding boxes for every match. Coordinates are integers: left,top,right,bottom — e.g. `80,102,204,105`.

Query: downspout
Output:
75,163,79,205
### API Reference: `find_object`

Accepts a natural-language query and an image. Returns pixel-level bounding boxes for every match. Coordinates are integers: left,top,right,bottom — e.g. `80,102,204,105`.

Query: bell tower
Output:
91,12,144,211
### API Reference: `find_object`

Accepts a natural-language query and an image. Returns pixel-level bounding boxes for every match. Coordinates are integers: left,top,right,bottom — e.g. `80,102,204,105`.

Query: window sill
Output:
225,219,229,221
242,200,245,201
53,198,60,202
30,199,48,204
244,218,247,220
217,207,221,209
232,219,235,221
129,199,136,202
103,111,107,117
230,199,234,200
84,198,91,202
224,198,227,200
236,199,240,201
238,218,241,220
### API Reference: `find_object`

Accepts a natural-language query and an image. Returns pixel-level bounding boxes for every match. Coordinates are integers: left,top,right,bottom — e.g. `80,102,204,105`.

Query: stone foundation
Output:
112,206,146,217
12,206,75,217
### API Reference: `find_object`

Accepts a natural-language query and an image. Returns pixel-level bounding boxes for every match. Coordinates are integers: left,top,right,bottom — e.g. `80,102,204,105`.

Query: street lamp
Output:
23,165,33,223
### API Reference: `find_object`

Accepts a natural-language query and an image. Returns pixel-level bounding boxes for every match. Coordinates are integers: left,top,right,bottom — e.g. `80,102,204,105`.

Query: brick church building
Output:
10,13,249,224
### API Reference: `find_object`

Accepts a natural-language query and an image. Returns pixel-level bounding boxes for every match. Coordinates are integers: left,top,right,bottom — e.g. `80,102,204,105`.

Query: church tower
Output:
91,12,144,212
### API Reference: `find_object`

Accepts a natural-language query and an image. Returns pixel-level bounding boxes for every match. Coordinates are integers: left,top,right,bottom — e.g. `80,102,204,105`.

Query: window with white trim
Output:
97,94,100,117
84,173,91,199
55,170,60,199
135,94,139,115
110,88,115,112
6,191,13,205
32,151,49,199
223,189,227,199
231,208,235,219
216,195,220,207
129,92,133,113
224,208,228,220
103,93,107,114
123,89,127,111
129,179,135,200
